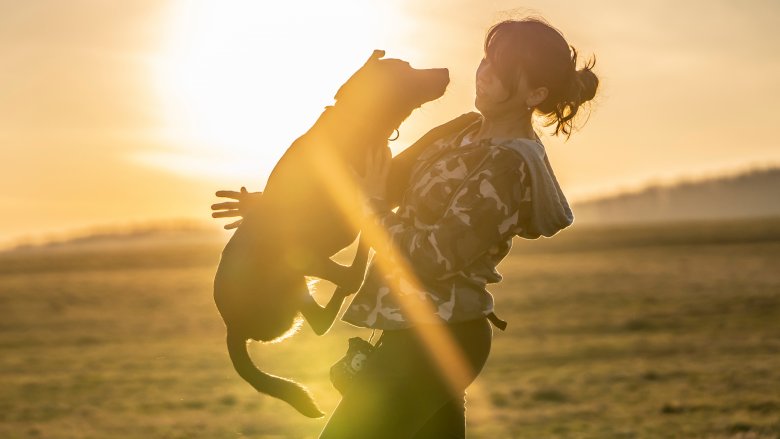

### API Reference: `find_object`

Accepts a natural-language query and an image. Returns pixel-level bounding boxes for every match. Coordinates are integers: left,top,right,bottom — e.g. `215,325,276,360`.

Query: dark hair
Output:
484,18,599,138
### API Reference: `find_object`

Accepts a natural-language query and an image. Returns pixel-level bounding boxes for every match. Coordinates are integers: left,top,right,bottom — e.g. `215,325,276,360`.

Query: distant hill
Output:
5,167,779,253
572,167,780,224
5,221,224,253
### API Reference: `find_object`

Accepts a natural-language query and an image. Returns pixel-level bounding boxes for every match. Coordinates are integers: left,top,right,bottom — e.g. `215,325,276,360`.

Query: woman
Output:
214,17,598,438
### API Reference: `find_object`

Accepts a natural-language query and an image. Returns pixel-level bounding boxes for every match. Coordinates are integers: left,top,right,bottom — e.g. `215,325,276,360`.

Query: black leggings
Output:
320,318,492,439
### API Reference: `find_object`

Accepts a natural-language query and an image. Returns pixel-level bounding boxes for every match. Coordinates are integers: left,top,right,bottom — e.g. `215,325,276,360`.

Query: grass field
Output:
1,218,779,438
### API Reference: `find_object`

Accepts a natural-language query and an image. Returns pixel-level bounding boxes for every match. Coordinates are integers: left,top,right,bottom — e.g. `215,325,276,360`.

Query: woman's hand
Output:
211,187,262,230
356,146,392,202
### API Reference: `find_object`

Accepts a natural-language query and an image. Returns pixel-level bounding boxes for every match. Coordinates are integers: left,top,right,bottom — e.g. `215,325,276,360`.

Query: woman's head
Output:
476,18,599,138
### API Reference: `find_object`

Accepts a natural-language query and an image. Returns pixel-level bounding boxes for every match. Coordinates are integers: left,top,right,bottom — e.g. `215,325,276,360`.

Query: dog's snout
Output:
428,68,450,98
437,68,450,84
426,68,450,84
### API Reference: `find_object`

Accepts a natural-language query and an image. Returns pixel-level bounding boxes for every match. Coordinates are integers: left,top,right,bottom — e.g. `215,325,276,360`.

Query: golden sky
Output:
1,0,779,247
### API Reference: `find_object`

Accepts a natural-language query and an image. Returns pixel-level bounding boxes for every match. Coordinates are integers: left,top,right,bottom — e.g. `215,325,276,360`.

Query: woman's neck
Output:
473,111,536,142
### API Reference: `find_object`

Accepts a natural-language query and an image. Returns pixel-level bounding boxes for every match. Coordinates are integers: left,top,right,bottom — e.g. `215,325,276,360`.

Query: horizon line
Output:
2,161,778,252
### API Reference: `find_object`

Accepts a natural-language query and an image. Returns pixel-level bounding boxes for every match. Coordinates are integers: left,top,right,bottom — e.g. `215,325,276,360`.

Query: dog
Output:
213,50,449,418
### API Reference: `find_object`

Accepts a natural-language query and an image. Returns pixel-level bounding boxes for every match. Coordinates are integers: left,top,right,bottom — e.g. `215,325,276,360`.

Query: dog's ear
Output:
334,50,386,102
365,49,385,64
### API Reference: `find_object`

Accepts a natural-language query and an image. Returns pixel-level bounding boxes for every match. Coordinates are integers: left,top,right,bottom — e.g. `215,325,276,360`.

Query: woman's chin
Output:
474,100,497,118
474,96,488,113
475,94,500,113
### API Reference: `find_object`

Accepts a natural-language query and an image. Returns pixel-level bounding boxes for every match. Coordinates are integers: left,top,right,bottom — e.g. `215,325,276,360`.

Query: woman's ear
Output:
527,86,549,108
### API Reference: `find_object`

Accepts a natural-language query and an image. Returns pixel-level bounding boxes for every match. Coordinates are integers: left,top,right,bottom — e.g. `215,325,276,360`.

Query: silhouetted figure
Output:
213,50,449,418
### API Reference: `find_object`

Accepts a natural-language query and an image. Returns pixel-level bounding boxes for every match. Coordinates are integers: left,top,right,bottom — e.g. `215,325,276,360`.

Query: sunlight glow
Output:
149,0,396,187
151,0,486,409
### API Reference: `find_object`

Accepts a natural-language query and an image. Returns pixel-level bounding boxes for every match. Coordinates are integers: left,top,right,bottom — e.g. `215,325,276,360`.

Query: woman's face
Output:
475,56,531,117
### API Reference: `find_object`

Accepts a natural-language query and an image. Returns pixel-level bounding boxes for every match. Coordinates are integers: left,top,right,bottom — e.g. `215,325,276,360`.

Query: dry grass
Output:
1,218,779,438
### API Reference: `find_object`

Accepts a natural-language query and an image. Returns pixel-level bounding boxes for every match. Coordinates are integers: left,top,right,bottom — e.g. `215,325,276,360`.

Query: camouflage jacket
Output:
341,116,550,330
342,108,574,329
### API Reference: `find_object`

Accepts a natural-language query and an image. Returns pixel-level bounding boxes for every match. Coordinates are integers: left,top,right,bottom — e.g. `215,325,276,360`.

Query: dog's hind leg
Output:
306,237,369,292
301,237,370,335
307,259,355,287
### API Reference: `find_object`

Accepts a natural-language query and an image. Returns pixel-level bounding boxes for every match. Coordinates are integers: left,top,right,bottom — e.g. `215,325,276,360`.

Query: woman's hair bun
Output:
545,49,599,138
575,56,599,104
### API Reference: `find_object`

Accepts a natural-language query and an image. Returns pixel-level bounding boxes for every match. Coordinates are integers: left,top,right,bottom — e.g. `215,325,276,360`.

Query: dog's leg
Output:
301,237,370,334
300,285,350,336
306,237,369,292
307,260,354,287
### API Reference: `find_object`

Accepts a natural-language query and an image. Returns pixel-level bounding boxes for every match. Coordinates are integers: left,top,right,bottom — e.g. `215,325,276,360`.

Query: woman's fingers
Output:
357,146,391,201
379,146,392,174
215,190,243,199
211,201,240,211
224,219,243,230
366,146,391,173
212,210,240,218
372,147,391,181
215,188,261,198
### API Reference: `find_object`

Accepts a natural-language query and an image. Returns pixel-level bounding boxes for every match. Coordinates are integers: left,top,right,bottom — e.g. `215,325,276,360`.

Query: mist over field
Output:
2,218,779,438
6,164,779,254
572,167,780,225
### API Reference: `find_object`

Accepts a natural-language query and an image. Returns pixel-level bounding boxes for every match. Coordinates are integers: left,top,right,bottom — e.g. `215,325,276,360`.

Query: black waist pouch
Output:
329,336,380,395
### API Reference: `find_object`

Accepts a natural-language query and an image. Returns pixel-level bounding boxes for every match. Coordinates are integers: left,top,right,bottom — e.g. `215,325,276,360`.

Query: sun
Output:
146,0,397,188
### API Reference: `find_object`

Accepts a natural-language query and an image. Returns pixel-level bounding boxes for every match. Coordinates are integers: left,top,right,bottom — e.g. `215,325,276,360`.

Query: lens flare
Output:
307,144,477,396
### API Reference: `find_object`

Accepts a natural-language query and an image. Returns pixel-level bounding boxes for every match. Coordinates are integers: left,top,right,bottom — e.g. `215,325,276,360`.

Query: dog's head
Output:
334,50,449,124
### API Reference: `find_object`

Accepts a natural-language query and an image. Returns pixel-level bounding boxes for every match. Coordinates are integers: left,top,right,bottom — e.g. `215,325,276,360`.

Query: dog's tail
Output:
226,331,324,418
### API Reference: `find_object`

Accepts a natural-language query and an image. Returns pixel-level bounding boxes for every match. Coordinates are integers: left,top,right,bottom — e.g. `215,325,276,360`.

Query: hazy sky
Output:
1,0,779,247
